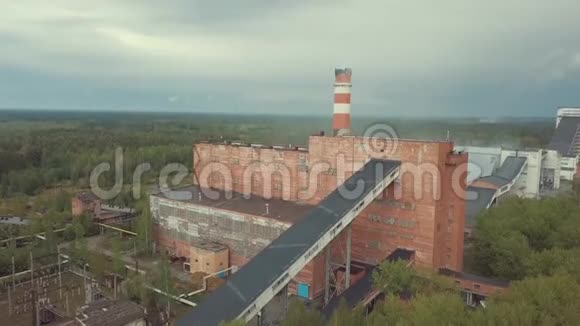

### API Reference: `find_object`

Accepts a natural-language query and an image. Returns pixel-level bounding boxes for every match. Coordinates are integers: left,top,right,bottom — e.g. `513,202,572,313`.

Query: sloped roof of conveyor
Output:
177,159,401,326
465,186,497,227
465,156,527,227
549,116,580,157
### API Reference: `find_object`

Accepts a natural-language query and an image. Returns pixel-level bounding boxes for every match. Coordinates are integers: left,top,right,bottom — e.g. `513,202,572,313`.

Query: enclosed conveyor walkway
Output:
177,159,401,326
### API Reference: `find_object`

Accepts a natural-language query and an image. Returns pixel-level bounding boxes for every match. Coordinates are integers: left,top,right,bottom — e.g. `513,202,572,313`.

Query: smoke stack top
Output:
333,68,352,136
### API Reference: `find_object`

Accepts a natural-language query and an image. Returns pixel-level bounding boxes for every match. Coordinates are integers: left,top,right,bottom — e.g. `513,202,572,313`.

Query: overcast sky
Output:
1,0,579,117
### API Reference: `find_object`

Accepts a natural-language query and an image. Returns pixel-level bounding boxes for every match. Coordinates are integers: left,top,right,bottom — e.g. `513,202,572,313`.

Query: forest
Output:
0,110,554,199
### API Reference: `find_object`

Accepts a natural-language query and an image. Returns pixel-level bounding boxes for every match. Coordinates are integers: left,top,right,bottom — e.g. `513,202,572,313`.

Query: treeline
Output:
0,119,195,197
469,196,580,280
0,111,554,198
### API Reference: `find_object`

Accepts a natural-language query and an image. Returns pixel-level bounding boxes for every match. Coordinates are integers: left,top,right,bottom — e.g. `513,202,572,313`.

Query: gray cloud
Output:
1,0,580,116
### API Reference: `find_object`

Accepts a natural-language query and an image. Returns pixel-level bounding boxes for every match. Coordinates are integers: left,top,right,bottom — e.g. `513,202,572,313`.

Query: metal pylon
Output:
324,225,352,305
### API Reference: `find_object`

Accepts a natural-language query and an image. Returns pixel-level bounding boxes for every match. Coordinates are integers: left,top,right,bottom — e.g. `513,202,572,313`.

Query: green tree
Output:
72,220,88,264
89,253,109,280
281,298,324,326
368,294,410,326
410,292,469,325
372,259,417,295
483,274,580,325
134,197,152,255
150,255,176,316
111,238,125,275
328,299,365,326
44,218,57,252
54,190,70,212
127,273,149,304
470,196,580,280
525,248,580,281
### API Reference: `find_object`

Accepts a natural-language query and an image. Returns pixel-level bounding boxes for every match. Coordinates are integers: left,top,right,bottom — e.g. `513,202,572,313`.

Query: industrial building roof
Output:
465,186,497,227
495,156,527,181
192,240,228,253
0,216,29,225
76,299,146,326
153,186,314,224
465,156,526,227
321,248,415,318
548,116,580,157
76,191,99,203
438,268,509,288
474,156,527,188
176,159,401,326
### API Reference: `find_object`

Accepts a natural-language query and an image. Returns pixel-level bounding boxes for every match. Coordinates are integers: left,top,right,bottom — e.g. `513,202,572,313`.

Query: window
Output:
369,214,381,222
474,284,481,290
368,240,380,249
400,220,416,228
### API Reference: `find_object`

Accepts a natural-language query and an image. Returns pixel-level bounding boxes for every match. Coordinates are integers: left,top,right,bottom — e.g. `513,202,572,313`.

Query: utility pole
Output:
345,225,352,288
57,248,62,299
144,214,149,254
8,286,12,316
32,289,39,326
30,252,34,288
324,247,330,305
65,291,69,315
83,264,87,293
11,255,15,290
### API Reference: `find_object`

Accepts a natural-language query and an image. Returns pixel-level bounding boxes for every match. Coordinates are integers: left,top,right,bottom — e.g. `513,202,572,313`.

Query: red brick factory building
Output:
151,69,506,325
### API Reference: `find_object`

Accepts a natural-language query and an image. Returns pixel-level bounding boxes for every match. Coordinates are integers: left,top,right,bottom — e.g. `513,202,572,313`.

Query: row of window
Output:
368,214,417,228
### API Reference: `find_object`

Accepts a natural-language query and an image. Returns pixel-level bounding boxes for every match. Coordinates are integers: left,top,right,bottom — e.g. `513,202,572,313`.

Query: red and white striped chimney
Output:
333,68,352,136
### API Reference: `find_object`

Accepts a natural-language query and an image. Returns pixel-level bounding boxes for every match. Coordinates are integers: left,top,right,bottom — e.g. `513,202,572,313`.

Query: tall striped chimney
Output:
333,68,352,136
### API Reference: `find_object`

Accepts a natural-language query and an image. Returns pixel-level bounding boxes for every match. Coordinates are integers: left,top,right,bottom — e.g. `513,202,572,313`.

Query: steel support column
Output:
324,246,331,305
345,225,351,288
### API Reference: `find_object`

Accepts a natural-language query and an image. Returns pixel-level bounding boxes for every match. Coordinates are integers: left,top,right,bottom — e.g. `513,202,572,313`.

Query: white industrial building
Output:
455,145,563,234
549,107,580,180
455,146,562,199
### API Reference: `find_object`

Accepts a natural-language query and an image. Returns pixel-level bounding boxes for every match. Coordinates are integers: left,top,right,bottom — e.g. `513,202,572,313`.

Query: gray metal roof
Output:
0,216,28,225
477,176,510,187
438,268,509,288
465,186,497,227
465,156,526,227
176,159,401,326
475,156,527,188
548,116,580,157
495,156,527,181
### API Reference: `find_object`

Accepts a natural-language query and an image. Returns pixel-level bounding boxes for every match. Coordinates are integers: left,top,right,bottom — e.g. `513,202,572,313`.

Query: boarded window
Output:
368,240,380,249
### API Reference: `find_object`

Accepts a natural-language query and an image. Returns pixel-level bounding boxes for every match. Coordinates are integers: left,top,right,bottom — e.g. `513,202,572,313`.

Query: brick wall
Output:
184,135,467,296
193,143,308,202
